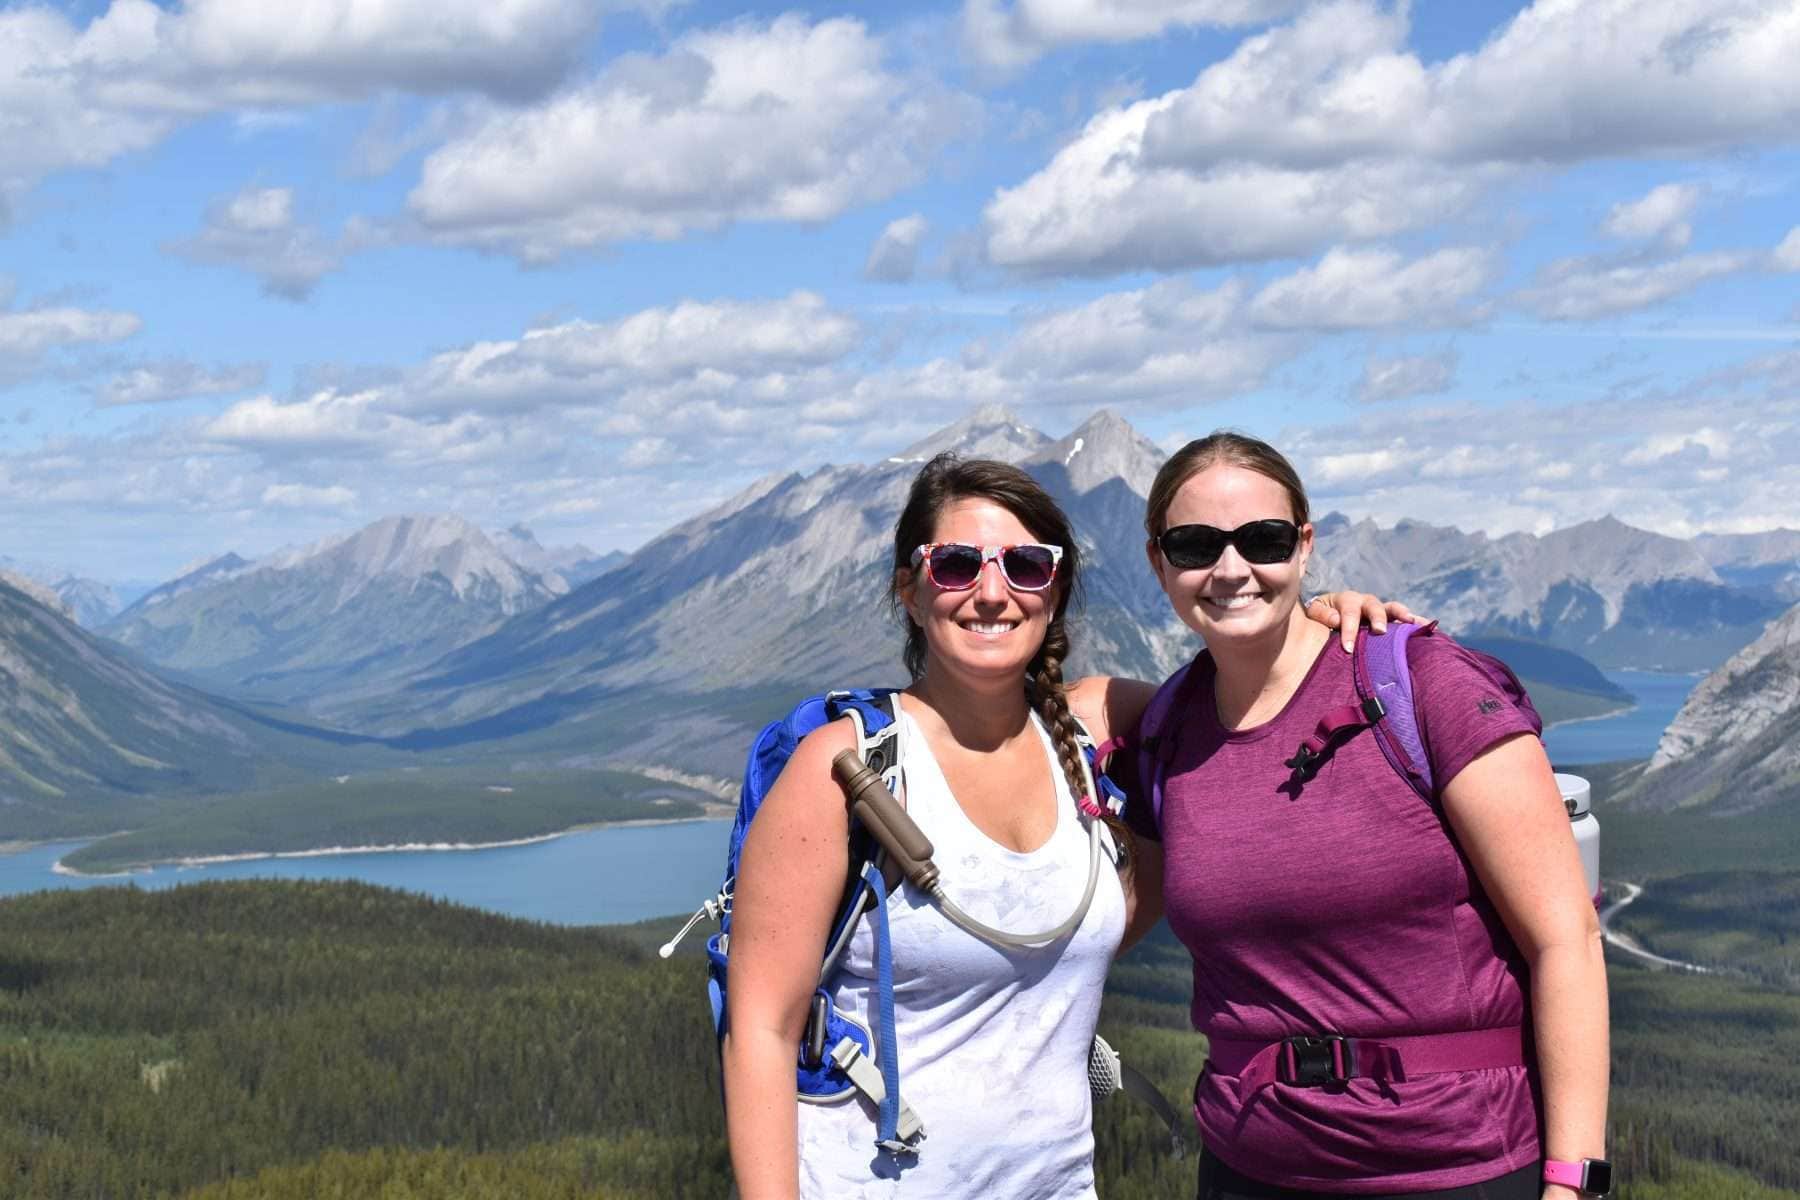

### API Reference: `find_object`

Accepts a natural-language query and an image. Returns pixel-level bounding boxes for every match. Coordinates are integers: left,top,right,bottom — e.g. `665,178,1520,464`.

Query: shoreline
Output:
49,806,734,878
1541,699,1637,734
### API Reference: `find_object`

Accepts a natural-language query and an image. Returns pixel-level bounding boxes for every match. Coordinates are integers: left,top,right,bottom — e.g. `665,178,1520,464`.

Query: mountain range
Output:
309,408,1786,742
100,516,578,718
0,576,343,840
5,406,1798,832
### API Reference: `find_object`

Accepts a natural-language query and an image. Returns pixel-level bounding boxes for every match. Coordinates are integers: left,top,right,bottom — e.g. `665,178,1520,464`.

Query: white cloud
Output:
961,0,1301,70
0,304,141,384
1285,357,1800,539
1249,246,1495,330
396,292,862,417
0,306,141,359
166,186,352,300
864,214,930,283
408,16,980,261
0,0,620,210
94,360,266,407
1139,0,1800,170
850,277,1296,414
1622,427,1731,466
1517,251,1751,320
1602,182,1701,249
262,482,357,510
983,93,1486,275
1774,226,1800,273
148,0,605,105
984,0,1800,276
1309,444,1429,487
1358,351,1458,403
203,390,393,452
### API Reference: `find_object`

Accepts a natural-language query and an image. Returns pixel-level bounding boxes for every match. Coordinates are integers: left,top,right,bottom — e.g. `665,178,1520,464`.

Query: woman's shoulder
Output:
1066,675,1160,743
1401,625,1503,691
782,712,868,785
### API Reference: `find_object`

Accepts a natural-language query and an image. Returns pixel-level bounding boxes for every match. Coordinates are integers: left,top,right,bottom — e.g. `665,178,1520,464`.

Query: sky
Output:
3,0,1798,585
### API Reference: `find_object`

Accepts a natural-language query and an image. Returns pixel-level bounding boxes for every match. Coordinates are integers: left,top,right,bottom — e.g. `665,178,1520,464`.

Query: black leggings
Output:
1198,1152,1541,1200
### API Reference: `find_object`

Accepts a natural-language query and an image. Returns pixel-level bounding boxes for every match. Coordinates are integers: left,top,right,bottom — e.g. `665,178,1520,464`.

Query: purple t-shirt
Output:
1133,630,1543,1193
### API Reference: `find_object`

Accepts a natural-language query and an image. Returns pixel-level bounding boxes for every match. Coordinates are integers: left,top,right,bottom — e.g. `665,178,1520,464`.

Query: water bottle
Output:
1555,773,1601,907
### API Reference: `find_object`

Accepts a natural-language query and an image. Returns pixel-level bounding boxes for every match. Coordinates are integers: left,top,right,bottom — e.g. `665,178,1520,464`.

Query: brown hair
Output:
890,454,1099,822
1144,431,1311,539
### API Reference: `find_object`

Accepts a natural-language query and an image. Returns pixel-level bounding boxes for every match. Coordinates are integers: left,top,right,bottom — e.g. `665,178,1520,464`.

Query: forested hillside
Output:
1,880,1793,1198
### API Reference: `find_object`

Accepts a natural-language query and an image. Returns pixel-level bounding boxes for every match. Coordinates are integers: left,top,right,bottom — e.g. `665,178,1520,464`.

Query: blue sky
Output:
3,0,1798,583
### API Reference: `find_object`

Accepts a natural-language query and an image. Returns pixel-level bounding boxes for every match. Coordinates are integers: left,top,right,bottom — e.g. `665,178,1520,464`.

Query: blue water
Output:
0,820,731,927
0,672,1697,921
1541,670,1699,766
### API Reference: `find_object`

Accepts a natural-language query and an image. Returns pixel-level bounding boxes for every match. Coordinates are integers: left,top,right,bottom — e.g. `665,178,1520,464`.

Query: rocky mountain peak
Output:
315,514,564,609
892,406,1047,464
1037,409,1165,496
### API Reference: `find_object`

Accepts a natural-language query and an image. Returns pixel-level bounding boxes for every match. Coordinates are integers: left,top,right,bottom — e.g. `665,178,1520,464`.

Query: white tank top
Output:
796,709,1127,1199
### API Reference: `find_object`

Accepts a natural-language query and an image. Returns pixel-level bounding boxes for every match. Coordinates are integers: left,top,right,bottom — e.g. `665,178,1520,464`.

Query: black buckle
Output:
1284,745,1319,784
1279,1035,1353,1086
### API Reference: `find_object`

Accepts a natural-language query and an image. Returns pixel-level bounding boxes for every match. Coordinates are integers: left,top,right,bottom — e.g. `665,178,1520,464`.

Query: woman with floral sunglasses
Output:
723,452,1408,1199
1128,433,1609,1200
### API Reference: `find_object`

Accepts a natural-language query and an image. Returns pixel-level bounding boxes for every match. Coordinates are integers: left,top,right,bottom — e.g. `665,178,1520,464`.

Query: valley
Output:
6,407,1800,1196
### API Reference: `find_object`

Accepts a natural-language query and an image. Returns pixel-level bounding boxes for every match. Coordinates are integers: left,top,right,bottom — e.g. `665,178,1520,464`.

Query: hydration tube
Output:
831,749,1106,950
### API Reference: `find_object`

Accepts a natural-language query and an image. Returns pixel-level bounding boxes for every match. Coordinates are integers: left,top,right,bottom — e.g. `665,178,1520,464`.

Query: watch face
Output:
1583,1159,1613,1195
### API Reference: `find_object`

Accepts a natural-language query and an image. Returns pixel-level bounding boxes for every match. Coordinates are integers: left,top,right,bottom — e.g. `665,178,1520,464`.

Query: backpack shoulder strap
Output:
1284,623,1432,794
1136,658,1203,831
826,688,904,788
1354,621,1435,800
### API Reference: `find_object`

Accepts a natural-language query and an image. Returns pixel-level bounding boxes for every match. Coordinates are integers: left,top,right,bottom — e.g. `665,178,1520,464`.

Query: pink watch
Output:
1543,1158,1612,1196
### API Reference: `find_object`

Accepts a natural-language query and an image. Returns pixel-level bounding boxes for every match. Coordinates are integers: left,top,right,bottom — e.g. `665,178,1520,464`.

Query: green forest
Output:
1,873,1796,1198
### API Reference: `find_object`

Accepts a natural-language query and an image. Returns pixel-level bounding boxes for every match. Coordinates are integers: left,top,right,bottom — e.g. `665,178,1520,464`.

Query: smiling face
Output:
898,497,1059,687
1148,463,1312,651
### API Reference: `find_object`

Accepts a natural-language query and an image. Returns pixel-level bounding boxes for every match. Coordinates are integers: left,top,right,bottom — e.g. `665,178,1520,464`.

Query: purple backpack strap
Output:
1282,622,1433,796
1136,661,1197,831
1355,621,1435,800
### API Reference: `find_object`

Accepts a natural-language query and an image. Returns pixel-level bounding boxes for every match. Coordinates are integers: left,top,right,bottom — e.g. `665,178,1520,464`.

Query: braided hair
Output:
891,453,1130,860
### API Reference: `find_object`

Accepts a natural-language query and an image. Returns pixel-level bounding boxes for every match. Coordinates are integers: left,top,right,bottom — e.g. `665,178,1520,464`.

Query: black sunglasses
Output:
1157,519,1301,569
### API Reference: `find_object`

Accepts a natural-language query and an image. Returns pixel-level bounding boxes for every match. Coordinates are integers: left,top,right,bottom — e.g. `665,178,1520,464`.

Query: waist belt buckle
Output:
1280,1035,1354,1087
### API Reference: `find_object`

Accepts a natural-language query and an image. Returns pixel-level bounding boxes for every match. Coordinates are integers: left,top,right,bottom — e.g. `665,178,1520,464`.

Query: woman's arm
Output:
1439,733,1609,1200
722,720,860,1200
1067,675,1164,950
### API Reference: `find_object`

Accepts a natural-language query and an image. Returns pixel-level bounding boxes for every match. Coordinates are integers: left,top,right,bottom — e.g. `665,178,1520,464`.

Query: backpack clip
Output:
1284,745,1320,785
1279,1034,1354,1087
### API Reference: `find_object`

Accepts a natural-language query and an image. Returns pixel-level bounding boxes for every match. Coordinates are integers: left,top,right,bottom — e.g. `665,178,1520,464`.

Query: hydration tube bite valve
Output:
831,751,939,892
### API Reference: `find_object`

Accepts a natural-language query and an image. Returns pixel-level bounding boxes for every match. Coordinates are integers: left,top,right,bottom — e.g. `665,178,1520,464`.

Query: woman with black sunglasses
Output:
1130,434,1610,1200
723,452,1407,1199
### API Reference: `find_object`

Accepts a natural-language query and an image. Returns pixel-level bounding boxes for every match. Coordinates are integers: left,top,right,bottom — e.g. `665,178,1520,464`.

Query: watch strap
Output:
1543,1160,1586,1189
1544,1158,1611,1195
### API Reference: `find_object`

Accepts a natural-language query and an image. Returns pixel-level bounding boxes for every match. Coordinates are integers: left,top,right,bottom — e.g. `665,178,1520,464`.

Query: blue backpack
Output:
670,687,1142,1160
1136,622,1542,826
656,689,923,1153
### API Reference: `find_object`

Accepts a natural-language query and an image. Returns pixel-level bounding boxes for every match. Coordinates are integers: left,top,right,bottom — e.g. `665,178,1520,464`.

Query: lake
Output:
2,671,1697,923
0,820,732,929
1541,669,1699,766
